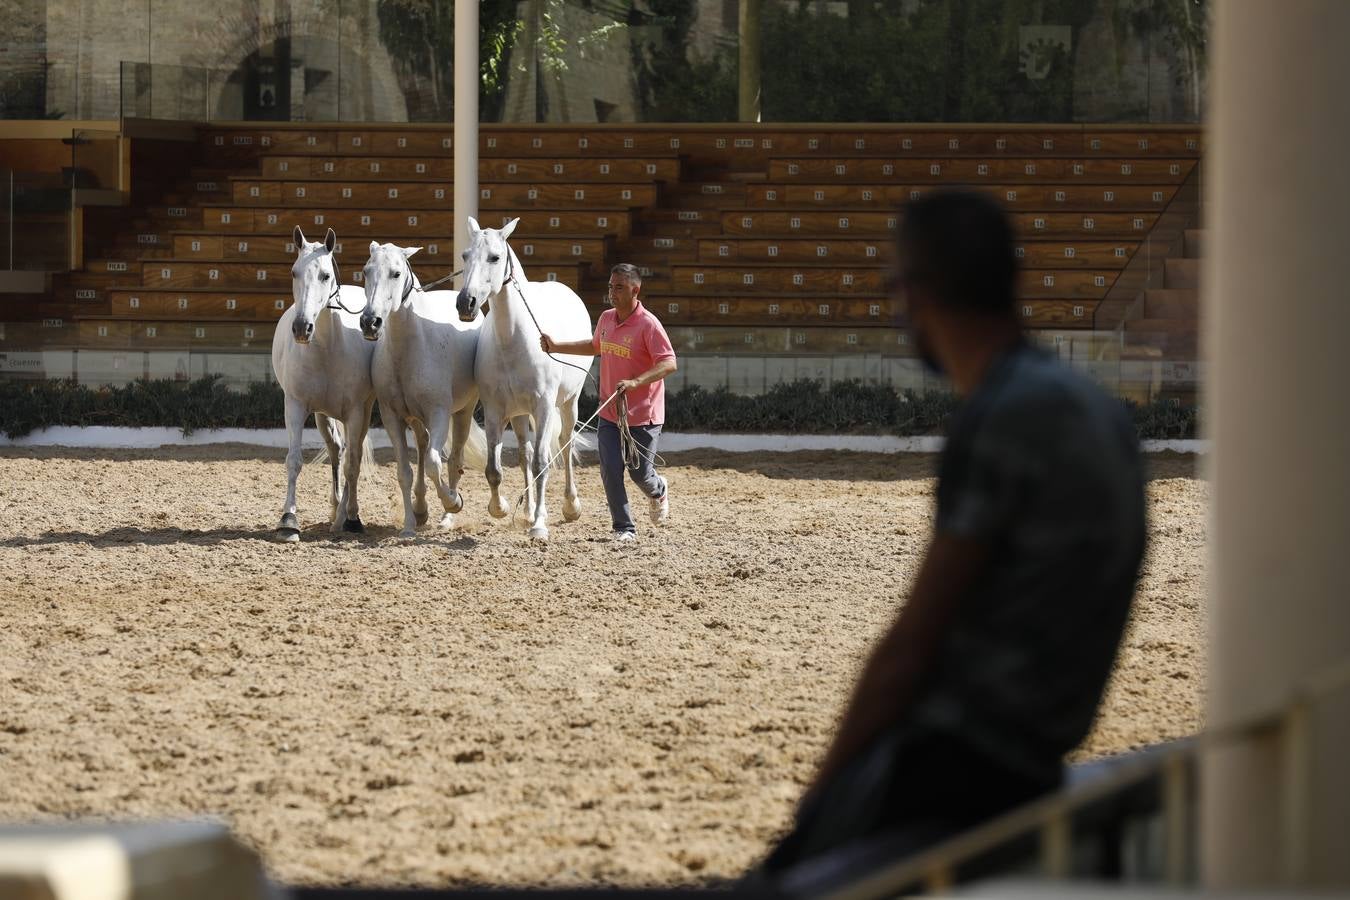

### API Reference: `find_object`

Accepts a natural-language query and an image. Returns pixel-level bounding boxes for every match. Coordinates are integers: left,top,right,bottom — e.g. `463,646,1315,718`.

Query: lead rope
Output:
509,388,618,530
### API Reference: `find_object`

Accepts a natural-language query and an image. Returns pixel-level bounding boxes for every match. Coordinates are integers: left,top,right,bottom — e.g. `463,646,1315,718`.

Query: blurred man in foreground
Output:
757,191,1147,884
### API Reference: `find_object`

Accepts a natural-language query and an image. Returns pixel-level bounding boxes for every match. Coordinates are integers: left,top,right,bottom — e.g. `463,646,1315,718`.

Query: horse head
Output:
360,241,421,341
456,216,518,323
290,226,340,344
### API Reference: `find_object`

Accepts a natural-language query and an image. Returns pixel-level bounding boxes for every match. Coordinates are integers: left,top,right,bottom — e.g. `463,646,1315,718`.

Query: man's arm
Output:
617,357,677,393
806,531,991,796
540,333,595,356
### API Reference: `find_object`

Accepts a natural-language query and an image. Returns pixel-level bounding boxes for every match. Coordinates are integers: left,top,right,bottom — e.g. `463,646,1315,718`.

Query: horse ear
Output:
402,246,422,259
500,217,520,240
369,240,380,256
467,216,481,235
324,228,337,253
293,225,306,249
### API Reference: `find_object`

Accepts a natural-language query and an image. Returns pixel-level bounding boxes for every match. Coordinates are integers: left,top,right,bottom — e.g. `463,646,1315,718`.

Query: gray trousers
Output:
597,418,666,534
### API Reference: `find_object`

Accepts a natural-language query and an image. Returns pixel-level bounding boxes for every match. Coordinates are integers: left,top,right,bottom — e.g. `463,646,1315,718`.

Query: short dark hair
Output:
611,263,642,285
896,190,1017,316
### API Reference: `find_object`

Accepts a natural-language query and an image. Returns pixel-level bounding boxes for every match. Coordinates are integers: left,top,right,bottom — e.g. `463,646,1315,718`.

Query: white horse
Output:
359,241,488,538
455,217,592,541
270,226,376,541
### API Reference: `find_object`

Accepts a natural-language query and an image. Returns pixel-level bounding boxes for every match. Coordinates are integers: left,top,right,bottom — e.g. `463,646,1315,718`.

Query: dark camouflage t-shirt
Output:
912,343,1146,784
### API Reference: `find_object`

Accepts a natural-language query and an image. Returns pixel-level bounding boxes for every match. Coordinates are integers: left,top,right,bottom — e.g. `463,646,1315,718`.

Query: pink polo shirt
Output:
592,301,676,425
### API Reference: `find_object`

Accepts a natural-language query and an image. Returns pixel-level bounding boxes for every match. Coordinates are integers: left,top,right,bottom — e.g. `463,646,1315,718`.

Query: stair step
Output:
1142,288,1198,319
1183,228,1205,259
1163,257,1200,290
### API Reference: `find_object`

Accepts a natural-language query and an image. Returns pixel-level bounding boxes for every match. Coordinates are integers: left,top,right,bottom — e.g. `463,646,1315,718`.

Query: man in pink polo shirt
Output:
540,263,678,542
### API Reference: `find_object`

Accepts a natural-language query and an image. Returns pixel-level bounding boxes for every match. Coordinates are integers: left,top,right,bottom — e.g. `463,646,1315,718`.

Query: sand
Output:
0,446,1206,887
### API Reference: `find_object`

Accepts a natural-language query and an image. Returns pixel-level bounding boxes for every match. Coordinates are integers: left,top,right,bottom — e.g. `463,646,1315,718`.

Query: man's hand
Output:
616,378,640,394
539,333,554,353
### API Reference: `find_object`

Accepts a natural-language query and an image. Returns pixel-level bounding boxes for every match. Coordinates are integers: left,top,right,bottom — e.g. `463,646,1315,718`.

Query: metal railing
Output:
805,656,1350,898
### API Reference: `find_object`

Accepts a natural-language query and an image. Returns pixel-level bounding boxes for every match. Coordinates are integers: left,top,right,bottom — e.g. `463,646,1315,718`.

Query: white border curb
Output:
0,426,1209,455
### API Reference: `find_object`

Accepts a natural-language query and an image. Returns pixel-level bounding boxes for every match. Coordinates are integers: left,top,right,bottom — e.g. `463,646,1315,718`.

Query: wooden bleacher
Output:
1,122,1201,359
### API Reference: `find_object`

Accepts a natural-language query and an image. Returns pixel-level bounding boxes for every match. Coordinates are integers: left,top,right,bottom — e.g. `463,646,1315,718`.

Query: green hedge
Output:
0,375,1197,441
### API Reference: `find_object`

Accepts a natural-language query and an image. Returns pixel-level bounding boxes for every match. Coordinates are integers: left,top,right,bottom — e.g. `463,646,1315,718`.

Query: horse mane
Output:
505,240,527,287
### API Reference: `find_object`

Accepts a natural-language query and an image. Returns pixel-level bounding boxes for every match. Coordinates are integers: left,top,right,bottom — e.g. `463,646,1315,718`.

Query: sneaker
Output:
649,487,669,525
612,530,636,543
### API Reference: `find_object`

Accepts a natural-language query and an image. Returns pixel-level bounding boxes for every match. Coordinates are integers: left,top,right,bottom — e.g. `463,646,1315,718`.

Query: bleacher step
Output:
1143,289,1198,319
1163,257,1200,290
1183,228,1205,259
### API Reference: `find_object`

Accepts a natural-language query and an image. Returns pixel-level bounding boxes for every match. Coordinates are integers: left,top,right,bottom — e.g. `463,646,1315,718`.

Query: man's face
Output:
608,274,640,312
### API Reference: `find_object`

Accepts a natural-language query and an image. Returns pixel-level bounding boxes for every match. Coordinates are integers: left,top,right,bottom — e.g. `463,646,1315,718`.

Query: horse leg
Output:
485,411,509,520
276,397,307,542
444,405,473,515
560,397,581,523
340,401,372,534
412,422,430,527
510,414,535,523
424,409,458,529
527,401,556,541
388,421,418,539
316,412,344,532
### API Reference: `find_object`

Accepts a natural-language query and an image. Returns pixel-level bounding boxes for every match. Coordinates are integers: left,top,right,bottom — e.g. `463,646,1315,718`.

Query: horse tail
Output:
452,418,489,472
568,429,592,467
307,412,339,469
542,412,564,468
359,431,376,486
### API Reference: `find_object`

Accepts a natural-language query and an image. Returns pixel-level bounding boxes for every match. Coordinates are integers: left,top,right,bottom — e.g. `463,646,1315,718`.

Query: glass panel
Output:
5,169,69,271
3,0,1205,122
760,0,1206,123
727,355,766,395
679,354,729,390
70,129,119,195
499,0,737,123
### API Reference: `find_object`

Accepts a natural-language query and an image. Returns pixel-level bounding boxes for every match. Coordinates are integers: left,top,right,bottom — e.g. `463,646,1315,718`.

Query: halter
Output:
322,254,367,314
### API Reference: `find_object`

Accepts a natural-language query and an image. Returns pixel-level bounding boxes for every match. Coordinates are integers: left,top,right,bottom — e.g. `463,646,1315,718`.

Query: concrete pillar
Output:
1202,0,1350,889
453,0,479,280
738,0,761,123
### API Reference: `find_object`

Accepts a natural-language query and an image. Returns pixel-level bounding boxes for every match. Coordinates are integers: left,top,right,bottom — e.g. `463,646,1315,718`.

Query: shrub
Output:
0,375,1196,441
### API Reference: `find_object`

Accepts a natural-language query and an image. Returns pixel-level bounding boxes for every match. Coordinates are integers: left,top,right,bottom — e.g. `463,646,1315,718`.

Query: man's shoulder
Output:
633,302,665,327
958,346,1135,463
985,347,1118,420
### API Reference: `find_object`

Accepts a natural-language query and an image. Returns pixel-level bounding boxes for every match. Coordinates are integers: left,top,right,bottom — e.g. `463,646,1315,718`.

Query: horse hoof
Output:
438,512,455,530
528,526,549,542
399,528,417,539
447,492,464,514
488,501,508,519
562,502,581,523
414,510,429,527
343,517,365,534
276,513,300,541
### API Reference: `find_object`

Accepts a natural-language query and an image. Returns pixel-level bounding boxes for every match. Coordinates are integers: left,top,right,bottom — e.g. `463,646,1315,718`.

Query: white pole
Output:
453,0,479,287
1202,0,1350,889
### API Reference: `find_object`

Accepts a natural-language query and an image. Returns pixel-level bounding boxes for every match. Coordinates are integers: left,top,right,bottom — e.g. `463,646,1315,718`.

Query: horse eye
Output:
390,270,401,278
488,255,501,264
319,272,330,282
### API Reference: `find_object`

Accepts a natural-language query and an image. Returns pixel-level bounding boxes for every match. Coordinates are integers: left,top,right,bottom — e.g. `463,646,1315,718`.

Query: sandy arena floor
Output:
0,446,1207,887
